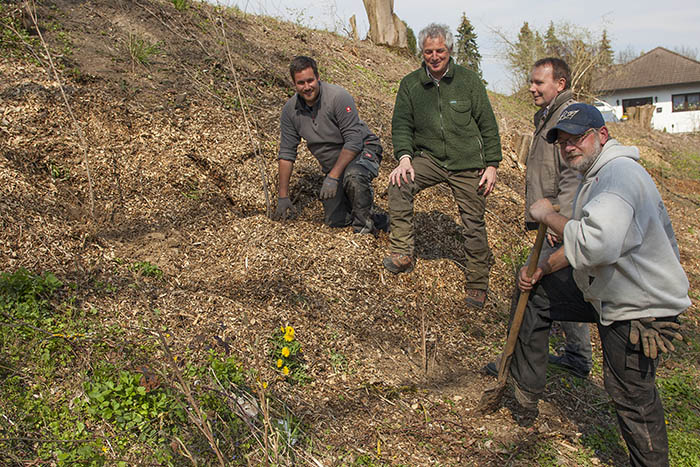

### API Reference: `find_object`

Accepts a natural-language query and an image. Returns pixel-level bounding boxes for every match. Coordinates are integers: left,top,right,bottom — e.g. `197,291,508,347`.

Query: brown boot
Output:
383,253,414,274
465,288,487,308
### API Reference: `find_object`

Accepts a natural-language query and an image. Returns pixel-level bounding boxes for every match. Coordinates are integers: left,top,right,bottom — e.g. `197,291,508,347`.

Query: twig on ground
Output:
25,0,95,216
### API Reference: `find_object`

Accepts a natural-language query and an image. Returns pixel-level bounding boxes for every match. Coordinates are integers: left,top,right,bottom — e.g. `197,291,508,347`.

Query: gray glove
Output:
272,197,293,220
629,317,683,359
319,175,340,200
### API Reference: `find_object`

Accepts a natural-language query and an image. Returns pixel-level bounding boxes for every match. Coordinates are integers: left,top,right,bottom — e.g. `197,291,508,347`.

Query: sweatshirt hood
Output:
585,138,640,179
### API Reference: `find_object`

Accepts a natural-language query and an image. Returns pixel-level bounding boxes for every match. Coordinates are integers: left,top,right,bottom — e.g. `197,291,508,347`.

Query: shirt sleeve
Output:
334,91,364,154
278,104,300,162
564,192,637,269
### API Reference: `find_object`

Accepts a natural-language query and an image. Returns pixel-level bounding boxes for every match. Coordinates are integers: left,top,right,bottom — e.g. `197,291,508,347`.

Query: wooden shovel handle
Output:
495,205,559,382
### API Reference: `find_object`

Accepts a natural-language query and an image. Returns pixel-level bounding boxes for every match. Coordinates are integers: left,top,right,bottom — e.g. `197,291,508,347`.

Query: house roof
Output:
597,47,700,92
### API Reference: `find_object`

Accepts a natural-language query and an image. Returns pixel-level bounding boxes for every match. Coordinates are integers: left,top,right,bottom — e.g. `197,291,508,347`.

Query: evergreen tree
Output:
599,29,614,66
455,13,485,82
507,21,545,88
544,21,562,57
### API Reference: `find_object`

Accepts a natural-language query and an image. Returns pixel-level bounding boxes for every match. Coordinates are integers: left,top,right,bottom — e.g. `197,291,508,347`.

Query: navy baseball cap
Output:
546,103,606,143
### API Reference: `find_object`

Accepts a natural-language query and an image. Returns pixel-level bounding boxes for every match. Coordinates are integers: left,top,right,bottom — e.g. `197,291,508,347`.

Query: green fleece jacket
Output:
392,58,502,170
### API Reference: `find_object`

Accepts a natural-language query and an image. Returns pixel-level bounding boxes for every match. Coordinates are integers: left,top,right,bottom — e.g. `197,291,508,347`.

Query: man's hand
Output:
629,317,683,359
319,175,340,200
517,264,545,292
546,232,560,247
272,197,294,220
389,157,415,187
530,198,556,224
478,166,497,196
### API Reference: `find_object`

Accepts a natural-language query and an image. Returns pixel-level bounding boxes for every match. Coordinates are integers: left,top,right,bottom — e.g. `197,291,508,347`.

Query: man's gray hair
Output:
418,23,454,52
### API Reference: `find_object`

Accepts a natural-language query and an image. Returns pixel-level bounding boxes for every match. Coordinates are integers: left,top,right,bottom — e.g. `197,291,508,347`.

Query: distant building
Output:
596,47,700,133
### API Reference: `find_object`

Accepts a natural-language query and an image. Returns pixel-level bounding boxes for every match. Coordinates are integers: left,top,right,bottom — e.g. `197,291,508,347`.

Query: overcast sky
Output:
219,0,700,94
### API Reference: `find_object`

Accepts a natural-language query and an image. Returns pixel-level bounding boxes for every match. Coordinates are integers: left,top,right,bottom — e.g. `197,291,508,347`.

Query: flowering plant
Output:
270,325,306,383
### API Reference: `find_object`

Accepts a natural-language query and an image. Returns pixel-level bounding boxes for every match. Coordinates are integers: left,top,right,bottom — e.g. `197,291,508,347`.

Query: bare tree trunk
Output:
362,0,407,48
349,14,358,41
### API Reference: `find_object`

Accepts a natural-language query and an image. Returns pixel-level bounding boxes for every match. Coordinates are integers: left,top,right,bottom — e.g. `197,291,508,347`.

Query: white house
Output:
596,47,700,133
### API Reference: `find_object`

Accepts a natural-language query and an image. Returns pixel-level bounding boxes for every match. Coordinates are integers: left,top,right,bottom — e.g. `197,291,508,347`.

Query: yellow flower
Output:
285,326,295,340
262,381,268,389
281,346,290,357
276,359,283,368
102,446,108,453
282,366,290,375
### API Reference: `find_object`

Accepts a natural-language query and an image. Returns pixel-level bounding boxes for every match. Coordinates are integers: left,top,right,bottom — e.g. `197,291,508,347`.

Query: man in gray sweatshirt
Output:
274,56,386,234
511,103,689,467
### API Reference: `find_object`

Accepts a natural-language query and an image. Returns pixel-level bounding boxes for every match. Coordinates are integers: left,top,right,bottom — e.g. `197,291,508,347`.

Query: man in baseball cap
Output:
509,103,689,465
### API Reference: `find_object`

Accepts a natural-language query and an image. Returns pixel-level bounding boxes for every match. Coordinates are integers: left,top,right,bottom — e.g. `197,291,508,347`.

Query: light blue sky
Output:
220,0,700,94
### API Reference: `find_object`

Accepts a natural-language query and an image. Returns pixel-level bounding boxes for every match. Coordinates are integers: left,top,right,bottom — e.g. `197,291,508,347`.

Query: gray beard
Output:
568,137,602,174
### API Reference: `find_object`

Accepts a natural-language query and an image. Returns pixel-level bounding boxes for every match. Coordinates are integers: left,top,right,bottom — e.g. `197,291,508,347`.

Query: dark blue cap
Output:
546,103,606,143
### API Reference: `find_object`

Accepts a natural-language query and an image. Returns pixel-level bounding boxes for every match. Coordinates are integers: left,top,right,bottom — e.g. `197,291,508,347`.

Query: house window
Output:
622,97,653,113
672,92,700,112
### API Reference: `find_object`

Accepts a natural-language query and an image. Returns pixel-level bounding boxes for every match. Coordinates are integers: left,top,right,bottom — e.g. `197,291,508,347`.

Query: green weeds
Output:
0,268,308,464
127,33,161,70
131,260,163,279
171,0,188,11
658,370,700,466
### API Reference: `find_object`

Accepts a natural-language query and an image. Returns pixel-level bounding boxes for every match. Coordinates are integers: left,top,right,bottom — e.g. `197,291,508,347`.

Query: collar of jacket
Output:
420,57,456,86
535,88,574,127
295,81,324,111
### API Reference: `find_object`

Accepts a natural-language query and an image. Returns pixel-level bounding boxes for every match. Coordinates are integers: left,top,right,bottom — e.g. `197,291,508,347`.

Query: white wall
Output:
598,83,700,133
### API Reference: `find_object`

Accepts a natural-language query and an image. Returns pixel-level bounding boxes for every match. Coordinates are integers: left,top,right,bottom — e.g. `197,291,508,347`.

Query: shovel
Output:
477,215,552,413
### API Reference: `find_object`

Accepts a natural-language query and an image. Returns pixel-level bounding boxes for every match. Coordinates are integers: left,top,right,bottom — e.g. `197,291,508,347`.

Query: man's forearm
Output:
540,212,569,239
540,246,570,275
328,148,357,179
278,159,294,197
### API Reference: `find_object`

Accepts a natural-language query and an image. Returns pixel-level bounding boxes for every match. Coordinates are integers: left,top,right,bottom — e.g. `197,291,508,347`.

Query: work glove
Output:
319,175,340,200
272,197,293,220
629,317,683,359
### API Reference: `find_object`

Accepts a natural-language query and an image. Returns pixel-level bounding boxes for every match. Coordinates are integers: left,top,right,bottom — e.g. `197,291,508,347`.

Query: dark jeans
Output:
511,266,669,467
386,153,492,289
322,145,381,233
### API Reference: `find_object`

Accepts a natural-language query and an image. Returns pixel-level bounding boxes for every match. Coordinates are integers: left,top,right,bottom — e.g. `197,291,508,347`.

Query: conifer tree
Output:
599,29,614,66
455,13,485,82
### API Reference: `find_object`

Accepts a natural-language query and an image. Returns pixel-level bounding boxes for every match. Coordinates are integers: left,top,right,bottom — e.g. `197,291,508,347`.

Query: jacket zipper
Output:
436,82,447,159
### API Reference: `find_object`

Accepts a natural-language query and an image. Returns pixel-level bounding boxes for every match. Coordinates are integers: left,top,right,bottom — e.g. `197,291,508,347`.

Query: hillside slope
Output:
1,0,699,465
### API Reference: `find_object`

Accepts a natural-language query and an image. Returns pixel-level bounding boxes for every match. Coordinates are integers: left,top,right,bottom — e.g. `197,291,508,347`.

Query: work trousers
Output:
387,153,492,289
520,241,592,371
511,266,670,467
322,145,381,233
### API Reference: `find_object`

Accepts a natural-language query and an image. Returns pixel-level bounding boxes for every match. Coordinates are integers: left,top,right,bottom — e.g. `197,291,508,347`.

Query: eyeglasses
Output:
555,128,597,147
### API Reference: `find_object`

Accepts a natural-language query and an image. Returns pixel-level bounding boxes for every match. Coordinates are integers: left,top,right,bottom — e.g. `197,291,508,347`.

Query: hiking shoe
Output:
512,379,539,410
383,253,413,274
465,288,487,308
548,354,590,379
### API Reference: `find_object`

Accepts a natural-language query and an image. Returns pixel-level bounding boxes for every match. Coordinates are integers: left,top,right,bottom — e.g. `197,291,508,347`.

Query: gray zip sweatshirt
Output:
563,139,690,325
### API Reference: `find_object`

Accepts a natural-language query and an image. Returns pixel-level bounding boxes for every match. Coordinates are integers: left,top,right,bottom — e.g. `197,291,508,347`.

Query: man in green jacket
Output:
383,23,502,308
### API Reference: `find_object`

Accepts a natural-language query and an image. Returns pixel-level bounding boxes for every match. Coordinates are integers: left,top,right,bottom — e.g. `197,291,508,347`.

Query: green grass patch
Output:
658,369,700,466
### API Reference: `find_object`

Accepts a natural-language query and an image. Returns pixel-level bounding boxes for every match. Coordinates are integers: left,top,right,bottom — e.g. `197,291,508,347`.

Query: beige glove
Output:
629,317,682,359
